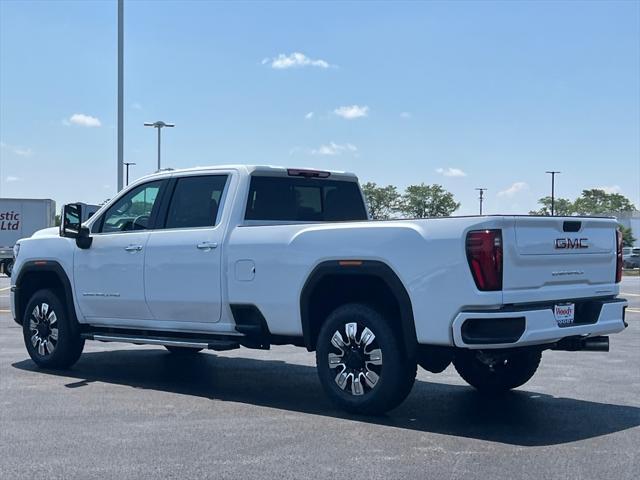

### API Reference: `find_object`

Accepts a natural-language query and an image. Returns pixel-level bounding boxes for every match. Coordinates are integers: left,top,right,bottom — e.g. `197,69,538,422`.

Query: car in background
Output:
623,247,640,268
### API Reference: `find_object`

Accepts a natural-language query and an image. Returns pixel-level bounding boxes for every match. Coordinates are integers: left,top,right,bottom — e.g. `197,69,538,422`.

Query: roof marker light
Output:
287,169,331,178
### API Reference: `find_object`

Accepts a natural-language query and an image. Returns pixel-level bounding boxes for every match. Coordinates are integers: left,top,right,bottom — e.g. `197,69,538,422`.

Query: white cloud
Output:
498,182,529,197
400,112,412,118
67,113,101,127
334,105,369,119
436,167,467,177
596,185,621,194
13,147,32,156
0,141,32,157
264,52,331,69
305,112,314,120
311,142,357,156
5,176,20,182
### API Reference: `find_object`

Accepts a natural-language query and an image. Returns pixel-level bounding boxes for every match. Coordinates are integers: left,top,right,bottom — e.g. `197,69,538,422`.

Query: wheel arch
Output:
13,261,79,331
300,260,417,357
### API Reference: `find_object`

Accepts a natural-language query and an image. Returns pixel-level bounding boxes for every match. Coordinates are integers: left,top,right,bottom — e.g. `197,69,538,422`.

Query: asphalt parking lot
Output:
0,276,638,479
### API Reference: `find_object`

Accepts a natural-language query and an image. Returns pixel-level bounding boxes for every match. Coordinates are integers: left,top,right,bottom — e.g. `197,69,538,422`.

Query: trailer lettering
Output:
0,211,20,230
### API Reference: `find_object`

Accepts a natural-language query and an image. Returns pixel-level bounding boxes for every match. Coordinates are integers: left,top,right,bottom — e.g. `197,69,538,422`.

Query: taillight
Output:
466,229,503,291
616,229,623,283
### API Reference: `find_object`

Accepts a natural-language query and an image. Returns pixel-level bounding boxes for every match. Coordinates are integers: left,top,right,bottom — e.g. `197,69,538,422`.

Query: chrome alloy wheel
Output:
328,322,383,396
28,303,58,356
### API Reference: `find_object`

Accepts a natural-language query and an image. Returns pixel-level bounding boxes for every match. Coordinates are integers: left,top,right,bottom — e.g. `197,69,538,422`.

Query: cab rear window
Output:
245,176,367,222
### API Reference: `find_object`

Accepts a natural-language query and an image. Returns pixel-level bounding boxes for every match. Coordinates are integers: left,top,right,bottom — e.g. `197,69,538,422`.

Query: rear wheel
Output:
22,289,84,369
4,259,13,277
453,348,541,393
316,303,416,415
165,346,203,355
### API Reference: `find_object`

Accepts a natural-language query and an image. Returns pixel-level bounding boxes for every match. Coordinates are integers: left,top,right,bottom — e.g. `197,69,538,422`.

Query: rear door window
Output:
164,175,228,229
245,176,367,222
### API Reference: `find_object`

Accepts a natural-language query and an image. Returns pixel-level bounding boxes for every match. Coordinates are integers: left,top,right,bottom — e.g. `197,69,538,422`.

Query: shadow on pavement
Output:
13,349,640,447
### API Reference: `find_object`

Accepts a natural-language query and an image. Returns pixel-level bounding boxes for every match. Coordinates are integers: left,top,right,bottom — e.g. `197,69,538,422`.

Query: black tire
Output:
4,259,13,277
165,346,203,355
453,348,541,393
316,303,416,415
22,289,84,369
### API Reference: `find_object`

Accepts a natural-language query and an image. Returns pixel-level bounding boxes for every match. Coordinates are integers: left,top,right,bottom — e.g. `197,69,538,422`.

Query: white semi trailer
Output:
0,198,56,276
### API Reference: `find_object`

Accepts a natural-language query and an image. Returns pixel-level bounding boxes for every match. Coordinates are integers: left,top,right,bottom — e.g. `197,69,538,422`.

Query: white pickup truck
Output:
11,165,628,414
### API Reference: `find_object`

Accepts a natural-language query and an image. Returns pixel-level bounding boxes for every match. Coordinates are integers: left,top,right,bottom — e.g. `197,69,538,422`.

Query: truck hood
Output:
31,227,60,238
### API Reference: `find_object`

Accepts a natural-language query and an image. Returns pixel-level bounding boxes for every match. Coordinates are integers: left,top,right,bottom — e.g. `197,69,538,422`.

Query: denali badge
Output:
555,238,588,249
552,270,584,276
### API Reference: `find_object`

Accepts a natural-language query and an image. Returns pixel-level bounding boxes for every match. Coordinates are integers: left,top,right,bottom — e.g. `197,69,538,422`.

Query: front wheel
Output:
22,289,84,369
316,303,416,415
453,348,541,393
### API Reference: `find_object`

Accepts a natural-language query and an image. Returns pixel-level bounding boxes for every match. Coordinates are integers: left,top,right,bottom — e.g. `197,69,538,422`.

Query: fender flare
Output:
300,260,418,357
13,260,79,332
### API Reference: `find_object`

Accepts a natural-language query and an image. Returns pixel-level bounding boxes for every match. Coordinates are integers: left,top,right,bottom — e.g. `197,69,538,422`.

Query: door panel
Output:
145,228,223,322
144,174,228,323
74,232,152,319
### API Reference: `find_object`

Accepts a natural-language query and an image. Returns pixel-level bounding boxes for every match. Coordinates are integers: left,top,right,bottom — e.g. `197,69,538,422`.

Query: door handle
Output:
124,244,143,252
197,241,218,250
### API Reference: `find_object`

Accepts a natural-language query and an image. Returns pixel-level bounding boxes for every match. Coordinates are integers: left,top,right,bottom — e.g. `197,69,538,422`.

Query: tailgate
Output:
503,216,618,302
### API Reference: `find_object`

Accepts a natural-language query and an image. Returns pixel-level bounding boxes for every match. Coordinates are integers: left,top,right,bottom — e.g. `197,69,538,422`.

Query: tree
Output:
398,183,460,218
529,196,574,216
619,225,636,248
572,189,636,215
361,182,400,220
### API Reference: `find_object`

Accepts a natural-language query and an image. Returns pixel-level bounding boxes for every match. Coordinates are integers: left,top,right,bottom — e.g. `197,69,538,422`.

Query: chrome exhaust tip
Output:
551,336,609,352
581,336,609,352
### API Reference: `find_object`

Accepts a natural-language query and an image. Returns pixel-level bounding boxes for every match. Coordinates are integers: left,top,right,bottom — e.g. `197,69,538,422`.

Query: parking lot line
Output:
621,292,640,297
627,308,640,313
0,286,11,292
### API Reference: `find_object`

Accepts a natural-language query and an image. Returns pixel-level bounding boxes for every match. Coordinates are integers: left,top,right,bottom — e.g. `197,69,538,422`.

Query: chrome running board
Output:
81,332,240,351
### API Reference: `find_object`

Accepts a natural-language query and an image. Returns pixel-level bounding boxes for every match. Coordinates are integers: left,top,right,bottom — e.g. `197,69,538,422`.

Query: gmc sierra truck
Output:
11,165,628,414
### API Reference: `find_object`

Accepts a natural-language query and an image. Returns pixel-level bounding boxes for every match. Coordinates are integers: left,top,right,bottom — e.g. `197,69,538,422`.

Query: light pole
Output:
117,0,124,191
545,171,561,215
144,121,175,171
124,162,136,186
475,188,487,215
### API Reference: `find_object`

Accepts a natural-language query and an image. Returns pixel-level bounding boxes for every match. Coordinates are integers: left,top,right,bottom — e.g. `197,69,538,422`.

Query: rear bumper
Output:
452,297,627,349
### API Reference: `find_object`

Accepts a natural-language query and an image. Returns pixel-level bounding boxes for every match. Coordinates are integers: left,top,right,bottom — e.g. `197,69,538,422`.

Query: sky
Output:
1,0,639,215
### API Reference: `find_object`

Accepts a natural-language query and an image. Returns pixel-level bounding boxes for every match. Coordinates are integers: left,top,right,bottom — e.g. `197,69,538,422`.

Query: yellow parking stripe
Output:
627,308,640,313
0,286,11,292
621,292,640,297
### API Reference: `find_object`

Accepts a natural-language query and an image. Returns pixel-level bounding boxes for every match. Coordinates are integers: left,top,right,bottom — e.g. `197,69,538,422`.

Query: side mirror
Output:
60,204,82,238
60,204,93,249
